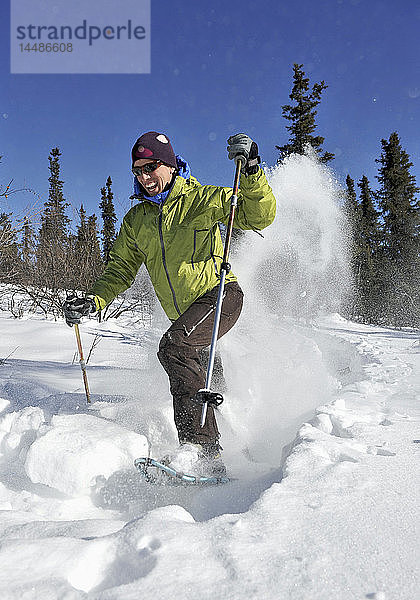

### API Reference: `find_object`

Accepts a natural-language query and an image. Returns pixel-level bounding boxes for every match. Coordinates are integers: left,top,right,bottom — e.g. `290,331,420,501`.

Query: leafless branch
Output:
0,346,19,365
86,333,101,364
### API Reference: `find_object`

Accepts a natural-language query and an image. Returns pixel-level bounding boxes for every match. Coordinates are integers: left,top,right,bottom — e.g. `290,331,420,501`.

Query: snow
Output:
0,310,418,599
0,157,418,598
25,414,148,496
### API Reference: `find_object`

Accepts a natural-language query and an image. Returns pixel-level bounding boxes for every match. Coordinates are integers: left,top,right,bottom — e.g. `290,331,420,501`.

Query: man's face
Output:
133,159,175,196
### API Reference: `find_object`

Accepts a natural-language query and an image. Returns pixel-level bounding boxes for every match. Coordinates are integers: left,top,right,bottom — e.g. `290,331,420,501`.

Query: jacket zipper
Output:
210,228,219,276
158,211,182,317
191,230,197,270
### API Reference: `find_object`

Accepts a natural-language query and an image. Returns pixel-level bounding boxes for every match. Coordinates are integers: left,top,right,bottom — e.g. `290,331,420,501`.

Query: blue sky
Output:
1,0,419,227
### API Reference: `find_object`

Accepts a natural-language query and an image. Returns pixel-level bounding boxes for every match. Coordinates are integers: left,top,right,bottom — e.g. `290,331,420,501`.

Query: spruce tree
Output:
74,204,88,260
357,175,381,322
36,148,70,290
375,132,420,326
0,212,20,282
359,176,379,251
344,175,359,229
277,63,334,163
70,204,88,290
86,214,103,281
99,176,117,264
72,205,103,291
343,175,363,317
19,216,36,284
83,213,103,290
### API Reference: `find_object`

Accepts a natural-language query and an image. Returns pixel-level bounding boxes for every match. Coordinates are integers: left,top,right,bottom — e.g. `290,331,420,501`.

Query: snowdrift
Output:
0,156,418,598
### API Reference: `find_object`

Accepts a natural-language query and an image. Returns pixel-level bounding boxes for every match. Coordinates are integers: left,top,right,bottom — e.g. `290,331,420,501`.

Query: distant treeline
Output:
0,147,116,294
1,64,419,327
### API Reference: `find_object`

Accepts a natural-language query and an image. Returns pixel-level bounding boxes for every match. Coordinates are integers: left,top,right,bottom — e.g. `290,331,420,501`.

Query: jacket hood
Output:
133,154,191,205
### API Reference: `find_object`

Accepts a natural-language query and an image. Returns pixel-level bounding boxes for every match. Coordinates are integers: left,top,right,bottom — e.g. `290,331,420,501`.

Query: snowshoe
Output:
134,442,229,486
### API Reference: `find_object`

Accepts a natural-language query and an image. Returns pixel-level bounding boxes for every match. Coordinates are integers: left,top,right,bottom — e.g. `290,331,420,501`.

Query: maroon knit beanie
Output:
131,131,177,168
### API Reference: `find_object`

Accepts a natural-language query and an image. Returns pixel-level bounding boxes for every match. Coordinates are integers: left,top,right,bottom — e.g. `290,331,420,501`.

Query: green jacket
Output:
90,168,276,320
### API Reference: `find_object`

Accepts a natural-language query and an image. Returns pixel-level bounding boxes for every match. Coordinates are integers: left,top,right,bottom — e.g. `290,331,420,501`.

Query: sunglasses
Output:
131,161,163,177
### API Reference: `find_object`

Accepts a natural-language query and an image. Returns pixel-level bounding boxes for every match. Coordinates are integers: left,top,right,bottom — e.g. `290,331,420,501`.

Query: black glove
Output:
227,133,261,175
63,295,96,327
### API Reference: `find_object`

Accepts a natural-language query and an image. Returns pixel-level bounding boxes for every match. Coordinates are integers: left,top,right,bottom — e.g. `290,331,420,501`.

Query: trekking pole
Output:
74,323,91,404
198,157,242,427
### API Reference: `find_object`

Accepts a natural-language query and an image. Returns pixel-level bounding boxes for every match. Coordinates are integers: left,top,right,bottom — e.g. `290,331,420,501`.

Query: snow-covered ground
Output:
0,156,417,598
0,310,418,599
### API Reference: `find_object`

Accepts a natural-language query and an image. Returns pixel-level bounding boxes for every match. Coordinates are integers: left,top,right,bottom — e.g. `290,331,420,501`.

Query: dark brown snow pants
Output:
157,282,243,445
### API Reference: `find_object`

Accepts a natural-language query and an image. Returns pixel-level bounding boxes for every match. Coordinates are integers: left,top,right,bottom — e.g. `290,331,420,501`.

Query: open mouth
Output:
145,182,158,193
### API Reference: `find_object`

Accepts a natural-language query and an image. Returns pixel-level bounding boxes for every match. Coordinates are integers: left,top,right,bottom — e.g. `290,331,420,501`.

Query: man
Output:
63,131,276,476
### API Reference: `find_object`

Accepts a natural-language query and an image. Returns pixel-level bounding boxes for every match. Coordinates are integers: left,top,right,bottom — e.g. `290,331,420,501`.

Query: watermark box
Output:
11,0,150,74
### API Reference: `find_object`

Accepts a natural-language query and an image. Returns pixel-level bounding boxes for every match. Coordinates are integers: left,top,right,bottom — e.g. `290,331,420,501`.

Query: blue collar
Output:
133,155,191,206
